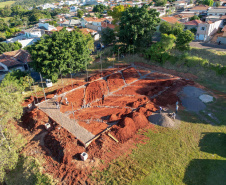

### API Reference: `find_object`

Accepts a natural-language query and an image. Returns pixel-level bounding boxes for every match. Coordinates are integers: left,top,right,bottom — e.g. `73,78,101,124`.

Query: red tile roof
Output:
190,5,209,11
80,28,97,35
101,22,115,29
84,17,107,22
184,20,203,26
161,16,180,24
3,50,31,63
222,25,226,31
0,55,21,68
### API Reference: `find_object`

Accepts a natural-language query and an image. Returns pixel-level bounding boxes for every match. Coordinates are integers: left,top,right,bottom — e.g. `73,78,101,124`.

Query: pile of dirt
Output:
130,112,149,129
44,126,84,164
85,80,108,104
107,73,125,92
56,82,86,94
114,117,137,142
21,108,49,131
148,113,176,128
122,67,140,84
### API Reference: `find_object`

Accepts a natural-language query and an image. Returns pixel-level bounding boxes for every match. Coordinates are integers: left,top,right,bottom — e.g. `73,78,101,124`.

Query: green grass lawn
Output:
0,1,15,8
92,109,226,185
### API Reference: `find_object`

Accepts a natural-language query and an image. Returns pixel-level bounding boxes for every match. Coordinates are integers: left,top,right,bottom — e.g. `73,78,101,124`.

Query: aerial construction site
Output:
21,62,196,184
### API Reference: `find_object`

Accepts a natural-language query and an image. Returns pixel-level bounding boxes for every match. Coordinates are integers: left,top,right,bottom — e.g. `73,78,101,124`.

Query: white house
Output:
81,17,106,31
207,8,226,16
196,20,223,41
38,23,56,31
65,0,79,5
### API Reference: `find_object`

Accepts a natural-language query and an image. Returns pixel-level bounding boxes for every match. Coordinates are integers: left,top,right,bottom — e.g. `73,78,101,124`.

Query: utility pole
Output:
100,52,102,77
70,63,73,89
28,76,35,105
59,67,64,92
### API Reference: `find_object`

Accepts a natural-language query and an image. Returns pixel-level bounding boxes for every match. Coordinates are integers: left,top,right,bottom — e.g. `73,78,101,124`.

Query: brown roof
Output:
0,55,21,68
161,16,180,24
80,28,97,35
52,26,64,32
190,5,209,11
84,17,107,22
101,22,115,29
184,20,203,26
222,25,226,31
3,50,31,63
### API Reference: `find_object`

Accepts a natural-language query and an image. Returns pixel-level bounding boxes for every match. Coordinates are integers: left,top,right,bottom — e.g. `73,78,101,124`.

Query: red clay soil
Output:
55,82,86,95
60,87,85,113
135,66,152,76
130,112,149,130
146,72,175,80
76,121,109,135
92,95,149,108
106,72,125,92
84,80,109,104
153,79,195,106
21,108,49,131
114,117,137,143
122,67,140,84
135,62,198,80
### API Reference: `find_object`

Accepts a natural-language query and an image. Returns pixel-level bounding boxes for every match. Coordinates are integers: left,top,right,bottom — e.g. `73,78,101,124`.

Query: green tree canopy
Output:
190,15,200,21
203,0,214,6
27,28,94,82
93,4,107,13
154,0,167,6
0,41,22,54
159,22,184,36
119,5,160,47
77,9,84,18
101,27,115,46
176,30,194,51
108,5,127,25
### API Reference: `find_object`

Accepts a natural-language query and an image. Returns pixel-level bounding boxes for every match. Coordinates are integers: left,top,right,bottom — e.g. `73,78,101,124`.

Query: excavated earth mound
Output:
85,80,108,104
130,112,149,130
107,72,125,92
122,67,140,84
115,117,137,142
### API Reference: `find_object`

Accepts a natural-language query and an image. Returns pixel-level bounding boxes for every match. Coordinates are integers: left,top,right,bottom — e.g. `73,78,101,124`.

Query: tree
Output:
0,42,22,54
159,21,172,35
101,27,115,46
119,5,160,47
190,15,200,21
108,5,126,25
215,1,220,7
27,28,94,82
145,34,176,63
154,0,167,6
176,30,194,51
0,19,8,31
77,9,84,18
93,4,107,13
203,0,214,6
159,22,184,36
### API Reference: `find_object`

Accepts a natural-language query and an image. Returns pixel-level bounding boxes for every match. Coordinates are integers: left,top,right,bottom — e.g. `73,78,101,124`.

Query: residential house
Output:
58,19,81,27
0,50,31,80
173,1,188,10
101,19,115,30
216,25,226,44
196,20,222,41
65,0,78,5
39,3,57,10
81,17,107,31
161,16,180,24
205,15,221,22
80,28,100,41
175,11,197,22
207,7,226,16
220,15,226,27
190,5,209,14
38,22,56,31
151,7,166,17
184,19,203,31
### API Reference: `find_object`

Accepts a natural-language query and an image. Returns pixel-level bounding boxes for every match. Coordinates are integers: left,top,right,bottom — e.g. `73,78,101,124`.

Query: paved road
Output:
190,42,226,51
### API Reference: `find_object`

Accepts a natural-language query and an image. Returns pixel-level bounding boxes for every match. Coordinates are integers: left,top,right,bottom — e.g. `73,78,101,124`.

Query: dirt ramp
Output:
85,80,108,104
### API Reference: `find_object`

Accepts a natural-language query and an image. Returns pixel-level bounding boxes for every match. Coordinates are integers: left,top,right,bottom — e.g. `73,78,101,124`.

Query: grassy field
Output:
90,47,226,184
92,104,226,184
0,1,15,8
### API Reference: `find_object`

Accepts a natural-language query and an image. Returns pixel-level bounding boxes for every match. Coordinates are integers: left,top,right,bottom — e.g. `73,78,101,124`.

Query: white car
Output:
46,79,53,87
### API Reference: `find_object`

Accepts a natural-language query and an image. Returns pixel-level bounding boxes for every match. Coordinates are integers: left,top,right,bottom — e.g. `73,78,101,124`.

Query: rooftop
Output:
184,20,203,26
190,5,209,11
161,16,180,24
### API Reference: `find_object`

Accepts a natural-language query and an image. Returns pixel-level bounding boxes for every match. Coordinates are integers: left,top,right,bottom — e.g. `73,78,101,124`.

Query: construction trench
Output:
21,63,196,184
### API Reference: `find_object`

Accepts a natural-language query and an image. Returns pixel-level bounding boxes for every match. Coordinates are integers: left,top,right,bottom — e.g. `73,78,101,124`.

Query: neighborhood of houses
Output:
1,0,226,81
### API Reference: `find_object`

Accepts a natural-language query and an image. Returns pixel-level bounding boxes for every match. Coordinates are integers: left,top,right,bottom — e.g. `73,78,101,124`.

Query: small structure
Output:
45,123,51,130
80,152,88,161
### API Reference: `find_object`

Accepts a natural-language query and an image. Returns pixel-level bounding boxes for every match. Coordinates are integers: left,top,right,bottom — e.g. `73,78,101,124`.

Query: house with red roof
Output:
161,16,180,24
184,20,203,30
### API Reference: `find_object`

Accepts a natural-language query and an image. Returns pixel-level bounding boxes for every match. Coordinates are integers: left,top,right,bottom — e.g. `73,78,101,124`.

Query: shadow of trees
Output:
183,132,226,185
